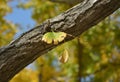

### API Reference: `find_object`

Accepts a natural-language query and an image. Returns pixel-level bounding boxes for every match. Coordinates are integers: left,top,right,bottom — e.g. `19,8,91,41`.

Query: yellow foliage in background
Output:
10,69,39,82
0,0,17,46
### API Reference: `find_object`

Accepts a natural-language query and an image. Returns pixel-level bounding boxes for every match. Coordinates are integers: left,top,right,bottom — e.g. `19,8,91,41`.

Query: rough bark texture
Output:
0,0,120,81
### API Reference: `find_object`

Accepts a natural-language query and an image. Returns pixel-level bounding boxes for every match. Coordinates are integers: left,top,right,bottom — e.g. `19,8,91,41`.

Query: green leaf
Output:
42,31,67,44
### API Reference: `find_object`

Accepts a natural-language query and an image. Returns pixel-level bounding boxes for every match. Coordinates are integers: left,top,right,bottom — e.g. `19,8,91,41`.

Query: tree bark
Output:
0,0,120,81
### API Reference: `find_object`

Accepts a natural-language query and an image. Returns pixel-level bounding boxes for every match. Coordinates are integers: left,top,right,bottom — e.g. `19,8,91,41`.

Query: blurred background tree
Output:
1,0,120,82
0,0,16,46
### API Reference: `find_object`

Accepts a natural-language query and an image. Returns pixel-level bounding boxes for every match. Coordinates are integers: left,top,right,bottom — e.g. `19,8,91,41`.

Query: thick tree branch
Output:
0,0,120,81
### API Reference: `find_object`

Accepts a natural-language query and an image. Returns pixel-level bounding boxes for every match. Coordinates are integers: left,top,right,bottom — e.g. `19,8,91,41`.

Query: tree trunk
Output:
0,0,120,81
77,39,84,82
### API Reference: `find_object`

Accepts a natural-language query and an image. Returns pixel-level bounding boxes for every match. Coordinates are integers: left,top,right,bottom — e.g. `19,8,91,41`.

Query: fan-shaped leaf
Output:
42,31,67,44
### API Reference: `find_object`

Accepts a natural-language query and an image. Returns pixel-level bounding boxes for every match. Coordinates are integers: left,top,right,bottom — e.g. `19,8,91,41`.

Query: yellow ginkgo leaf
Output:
42,31,67,44
59,49,69,63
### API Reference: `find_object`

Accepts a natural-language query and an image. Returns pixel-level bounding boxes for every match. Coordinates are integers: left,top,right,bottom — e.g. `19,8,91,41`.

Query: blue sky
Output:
5,0,36,38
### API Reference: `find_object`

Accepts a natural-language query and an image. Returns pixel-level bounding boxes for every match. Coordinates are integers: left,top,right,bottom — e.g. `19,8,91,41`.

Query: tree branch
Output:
0,0,120,81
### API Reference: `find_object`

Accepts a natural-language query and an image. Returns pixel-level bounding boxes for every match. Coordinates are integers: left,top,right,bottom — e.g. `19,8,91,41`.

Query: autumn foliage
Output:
1,0,120,82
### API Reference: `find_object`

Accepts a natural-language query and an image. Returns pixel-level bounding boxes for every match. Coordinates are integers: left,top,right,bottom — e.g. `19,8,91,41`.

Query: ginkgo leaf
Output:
59,49,69,63
42,31,67,44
